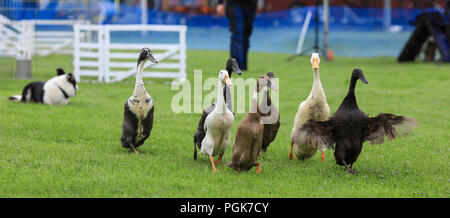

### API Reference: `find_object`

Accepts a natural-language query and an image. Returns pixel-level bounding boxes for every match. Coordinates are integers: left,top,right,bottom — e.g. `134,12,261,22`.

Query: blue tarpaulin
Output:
1,1,443,57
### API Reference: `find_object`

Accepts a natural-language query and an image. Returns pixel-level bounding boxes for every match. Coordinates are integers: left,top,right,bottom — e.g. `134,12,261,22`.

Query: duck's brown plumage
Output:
260,72,280,153
228,75,272,173
228,108,263,172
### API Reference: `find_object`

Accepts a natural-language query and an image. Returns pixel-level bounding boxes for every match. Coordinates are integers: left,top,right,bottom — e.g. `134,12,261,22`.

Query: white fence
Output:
0,14,19,57
73,24,187,83
0,15,88,58
34,19,89,57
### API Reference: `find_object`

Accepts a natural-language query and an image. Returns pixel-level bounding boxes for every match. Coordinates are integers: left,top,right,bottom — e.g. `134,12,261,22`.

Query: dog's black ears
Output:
66,73,77,83
56,68,65,76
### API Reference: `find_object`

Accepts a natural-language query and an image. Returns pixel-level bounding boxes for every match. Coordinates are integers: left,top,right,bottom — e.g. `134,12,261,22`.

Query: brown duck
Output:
228,75,275,173
260,72,281,154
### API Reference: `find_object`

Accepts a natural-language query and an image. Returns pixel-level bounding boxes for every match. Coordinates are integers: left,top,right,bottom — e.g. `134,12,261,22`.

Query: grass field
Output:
0,50,448,197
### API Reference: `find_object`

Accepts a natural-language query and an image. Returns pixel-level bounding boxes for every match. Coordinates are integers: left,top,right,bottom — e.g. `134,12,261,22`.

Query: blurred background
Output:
0,0,448,79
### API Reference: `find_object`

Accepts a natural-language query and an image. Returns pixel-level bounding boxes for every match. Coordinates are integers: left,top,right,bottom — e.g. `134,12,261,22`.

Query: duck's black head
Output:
352,68,368,84
138,48,158,66
226,58,242,76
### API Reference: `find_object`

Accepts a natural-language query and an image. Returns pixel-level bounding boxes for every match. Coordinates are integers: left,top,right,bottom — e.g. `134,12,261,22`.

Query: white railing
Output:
16,20,34,60
34,19,89,57
0,14,19,57
73,24,187,83
0,15,88,58
73,24,104,81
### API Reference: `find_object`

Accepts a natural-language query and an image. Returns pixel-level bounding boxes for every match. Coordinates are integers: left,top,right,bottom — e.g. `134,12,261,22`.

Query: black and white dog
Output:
8,68,78,105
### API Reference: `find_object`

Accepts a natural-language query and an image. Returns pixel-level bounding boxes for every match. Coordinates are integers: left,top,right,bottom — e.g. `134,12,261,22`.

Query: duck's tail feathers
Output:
295,146,317,161
8,95,22,102
292,119,335,152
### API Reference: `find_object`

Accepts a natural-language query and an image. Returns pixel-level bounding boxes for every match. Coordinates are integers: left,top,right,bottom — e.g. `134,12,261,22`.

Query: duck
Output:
293,68,417,174
290,53,330,162
193,58,242,160
199,70,234,172
260,72,281,154
120,48,158,154
228,74,275,174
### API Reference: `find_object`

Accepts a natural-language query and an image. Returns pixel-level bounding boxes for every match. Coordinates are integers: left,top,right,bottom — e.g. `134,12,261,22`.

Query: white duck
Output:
290,53,330,161
201,70,234,172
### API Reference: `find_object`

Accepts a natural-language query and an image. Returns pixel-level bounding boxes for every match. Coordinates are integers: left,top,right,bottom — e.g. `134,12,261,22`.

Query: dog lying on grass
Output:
8,68,78,105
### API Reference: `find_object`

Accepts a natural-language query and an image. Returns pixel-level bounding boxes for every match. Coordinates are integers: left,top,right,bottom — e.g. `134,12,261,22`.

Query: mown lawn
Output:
0,50,448,197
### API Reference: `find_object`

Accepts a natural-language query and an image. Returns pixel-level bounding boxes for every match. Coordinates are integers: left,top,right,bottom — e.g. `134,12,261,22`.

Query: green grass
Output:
0,50,449,197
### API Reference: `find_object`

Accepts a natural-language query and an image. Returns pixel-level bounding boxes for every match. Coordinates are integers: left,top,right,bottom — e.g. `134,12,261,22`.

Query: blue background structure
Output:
0,0,444,57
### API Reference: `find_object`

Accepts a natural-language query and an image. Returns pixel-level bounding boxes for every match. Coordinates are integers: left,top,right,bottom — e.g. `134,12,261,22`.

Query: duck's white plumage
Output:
291,53,330,159
127,62,153,117
201,70,234,157
128,94,153,143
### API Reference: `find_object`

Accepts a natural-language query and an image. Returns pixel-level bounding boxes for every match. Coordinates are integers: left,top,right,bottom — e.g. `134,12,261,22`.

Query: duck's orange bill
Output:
321,152,325,162
312,57,320,69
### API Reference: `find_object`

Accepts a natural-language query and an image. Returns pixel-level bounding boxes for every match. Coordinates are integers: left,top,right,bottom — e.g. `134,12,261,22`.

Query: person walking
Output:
217,0,258,71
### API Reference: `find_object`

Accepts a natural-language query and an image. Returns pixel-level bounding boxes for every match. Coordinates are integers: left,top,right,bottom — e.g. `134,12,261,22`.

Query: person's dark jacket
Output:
218,0,257,9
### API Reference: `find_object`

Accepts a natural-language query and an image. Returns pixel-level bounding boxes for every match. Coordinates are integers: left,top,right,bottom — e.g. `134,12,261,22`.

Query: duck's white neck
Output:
313,68,321,86
308,68,324,98
133,60,147,97
216,79,227,112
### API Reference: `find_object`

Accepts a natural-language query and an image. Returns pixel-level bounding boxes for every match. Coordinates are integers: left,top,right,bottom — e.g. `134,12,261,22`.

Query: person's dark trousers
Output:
226,2,256,70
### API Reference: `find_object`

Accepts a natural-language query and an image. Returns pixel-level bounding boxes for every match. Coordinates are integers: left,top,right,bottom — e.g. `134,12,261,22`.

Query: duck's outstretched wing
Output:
292,119,334,150
366,113,417,145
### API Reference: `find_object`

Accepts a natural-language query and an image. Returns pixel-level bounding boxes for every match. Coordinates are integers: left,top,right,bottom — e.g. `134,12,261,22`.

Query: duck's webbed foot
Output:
209,156,218,172
256,162,261,174
343,161,358,174
345,167,359,174
349,164,359,174
214,152,224,164
129,144,139,155
289,141,296,159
